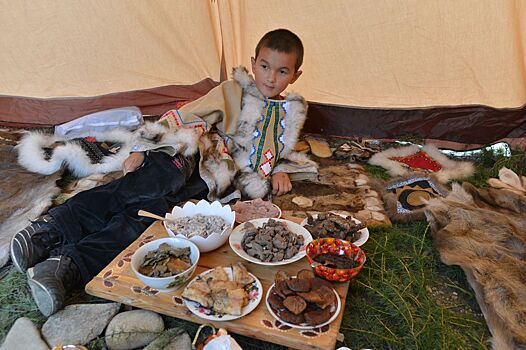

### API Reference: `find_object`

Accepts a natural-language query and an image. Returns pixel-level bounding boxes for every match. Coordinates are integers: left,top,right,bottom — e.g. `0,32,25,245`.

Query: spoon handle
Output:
138,210,166,221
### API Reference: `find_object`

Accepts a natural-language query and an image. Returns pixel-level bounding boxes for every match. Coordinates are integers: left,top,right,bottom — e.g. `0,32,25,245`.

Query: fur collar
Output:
230,66,308,170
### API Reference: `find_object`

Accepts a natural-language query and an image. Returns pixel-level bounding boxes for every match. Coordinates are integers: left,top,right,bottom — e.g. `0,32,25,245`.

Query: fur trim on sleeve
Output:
136,122,200,156
234,171,271,199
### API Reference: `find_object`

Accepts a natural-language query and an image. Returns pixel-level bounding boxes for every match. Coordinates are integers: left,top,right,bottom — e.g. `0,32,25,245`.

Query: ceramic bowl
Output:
163,200,235,252
305,238,366,282
131,237,199,292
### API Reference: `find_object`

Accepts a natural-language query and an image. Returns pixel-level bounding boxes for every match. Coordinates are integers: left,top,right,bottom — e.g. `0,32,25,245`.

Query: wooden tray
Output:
85,219,350,350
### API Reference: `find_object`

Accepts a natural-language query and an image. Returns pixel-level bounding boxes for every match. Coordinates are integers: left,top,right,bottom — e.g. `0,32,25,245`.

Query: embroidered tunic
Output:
249,99,286,177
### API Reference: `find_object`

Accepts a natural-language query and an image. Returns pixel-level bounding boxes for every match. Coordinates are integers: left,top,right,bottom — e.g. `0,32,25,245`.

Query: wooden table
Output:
85,219,350,350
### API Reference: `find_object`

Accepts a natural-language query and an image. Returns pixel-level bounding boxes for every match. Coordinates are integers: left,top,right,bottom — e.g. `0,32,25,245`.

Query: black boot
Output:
10,215,63,273
26,255,81,316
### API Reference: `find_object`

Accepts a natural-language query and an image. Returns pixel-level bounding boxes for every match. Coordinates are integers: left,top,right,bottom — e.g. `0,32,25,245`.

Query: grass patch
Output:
338,222,489,349
0,268,45,341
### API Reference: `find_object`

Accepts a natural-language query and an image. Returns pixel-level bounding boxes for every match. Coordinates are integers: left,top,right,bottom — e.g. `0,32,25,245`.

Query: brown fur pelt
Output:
0,134,61,268
425,182,526,349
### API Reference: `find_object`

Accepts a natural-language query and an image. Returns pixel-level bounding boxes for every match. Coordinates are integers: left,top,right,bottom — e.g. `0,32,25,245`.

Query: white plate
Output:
301,212,369,247
183,267,262,321
265,281,342,329
229,218,312,266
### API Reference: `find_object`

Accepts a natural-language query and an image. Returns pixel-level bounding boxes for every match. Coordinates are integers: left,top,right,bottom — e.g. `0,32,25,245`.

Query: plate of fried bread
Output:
265,269,341,329
182,262,262,321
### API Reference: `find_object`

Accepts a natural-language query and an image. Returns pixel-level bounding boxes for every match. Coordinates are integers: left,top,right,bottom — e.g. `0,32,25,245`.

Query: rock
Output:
371,211,387,221
292,196,313,208
105,310,164,350
364,190,379,198
0,317,48,350
354,210,373,222
346,163,364,170
42,303,121,347
365,205,384,212
364,197,382,207
355,179,368,186
143,329,192,350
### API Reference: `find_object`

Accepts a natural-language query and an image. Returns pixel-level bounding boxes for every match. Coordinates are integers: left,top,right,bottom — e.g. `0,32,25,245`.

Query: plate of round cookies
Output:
265,269,341,329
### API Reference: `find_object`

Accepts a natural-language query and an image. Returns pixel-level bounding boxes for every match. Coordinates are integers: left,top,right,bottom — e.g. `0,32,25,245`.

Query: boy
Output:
11,29,316,316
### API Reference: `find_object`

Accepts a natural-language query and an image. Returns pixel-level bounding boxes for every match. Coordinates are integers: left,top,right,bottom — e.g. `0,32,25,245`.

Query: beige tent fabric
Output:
1,0,525,108
219,0,526,108
0,0,222,98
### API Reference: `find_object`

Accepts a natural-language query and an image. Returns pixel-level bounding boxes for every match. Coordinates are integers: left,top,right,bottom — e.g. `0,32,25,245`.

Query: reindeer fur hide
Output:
0,139,61,268
425,182,526,349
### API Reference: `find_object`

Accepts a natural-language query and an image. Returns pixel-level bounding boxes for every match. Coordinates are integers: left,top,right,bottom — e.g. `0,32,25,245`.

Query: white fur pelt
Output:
369,144,474,183
17,129,138,177
16,122,200,178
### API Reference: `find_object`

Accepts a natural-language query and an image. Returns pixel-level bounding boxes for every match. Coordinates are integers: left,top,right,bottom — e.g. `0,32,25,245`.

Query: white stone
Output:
42,303,121,348
0,317,49,350
105,310,164,350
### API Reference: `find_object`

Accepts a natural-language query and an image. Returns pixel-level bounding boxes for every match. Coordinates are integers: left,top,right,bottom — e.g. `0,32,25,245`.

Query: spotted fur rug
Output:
425,179,526,349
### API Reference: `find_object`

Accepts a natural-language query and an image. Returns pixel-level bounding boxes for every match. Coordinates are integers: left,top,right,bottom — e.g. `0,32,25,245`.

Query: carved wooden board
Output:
85,219,350,350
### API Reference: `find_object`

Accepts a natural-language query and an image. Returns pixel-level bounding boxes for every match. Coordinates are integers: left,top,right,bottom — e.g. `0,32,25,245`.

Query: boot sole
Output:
10,232,31,273
27,268,59,317
10,220,48,273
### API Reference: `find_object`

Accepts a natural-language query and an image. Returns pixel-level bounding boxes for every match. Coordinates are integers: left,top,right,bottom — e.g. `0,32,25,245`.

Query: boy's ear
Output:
251,57,256,73
290,70,303,84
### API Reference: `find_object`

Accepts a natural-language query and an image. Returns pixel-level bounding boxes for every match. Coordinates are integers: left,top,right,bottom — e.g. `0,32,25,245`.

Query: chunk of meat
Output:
286,278,311,292
304,307,332,326
283,295,307,315
279,310,305,325
268,292,284,310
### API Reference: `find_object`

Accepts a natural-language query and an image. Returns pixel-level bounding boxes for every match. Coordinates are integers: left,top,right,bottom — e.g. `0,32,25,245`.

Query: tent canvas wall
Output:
1,0,525,145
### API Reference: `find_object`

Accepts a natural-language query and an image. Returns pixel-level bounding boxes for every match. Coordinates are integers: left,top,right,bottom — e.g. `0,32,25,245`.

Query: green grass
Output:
338,222,489,349
0,268,45,340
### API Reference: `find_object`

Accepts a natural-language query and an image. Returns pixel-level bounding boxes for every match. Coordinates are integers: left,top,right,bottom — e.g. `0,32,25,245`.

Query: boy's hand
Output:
271,172,292,196
122,152,145,175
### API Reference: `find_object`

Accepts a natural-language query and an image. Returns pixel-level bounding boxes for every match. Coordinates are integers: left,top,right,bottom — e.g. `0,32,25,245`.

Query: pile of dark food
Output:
241,219,304,262
304,213,365,243
268,269,337,326
232,198,280,222
313,253,354,269
139,243,192,277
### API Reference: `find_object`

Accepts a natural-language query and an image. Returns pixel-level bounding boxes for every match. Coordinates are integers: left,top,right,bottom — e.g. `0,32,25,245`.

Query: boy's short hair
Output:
255,29,304,71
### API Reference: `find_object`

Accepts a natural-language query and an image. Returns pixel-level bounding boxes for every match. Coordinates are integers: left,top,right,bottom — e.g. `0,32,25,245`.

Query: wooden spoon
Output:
137,210,171,222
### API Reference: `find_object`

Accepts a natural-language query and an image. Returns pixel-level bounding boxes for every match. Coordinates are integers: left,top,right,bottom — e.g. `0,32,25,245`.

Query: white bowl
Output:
163,199,235,252
131,237,200,292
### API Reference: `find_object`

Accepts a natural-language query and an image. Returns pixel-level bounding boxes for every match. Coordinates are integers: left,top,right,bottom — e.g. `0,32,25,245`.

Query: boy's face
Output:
251,47,302,99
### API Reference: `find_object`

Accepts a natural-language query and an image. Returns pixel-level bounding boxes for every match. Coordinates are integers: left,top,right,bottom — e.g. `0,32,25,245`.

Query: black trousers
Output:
48,152,208,284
